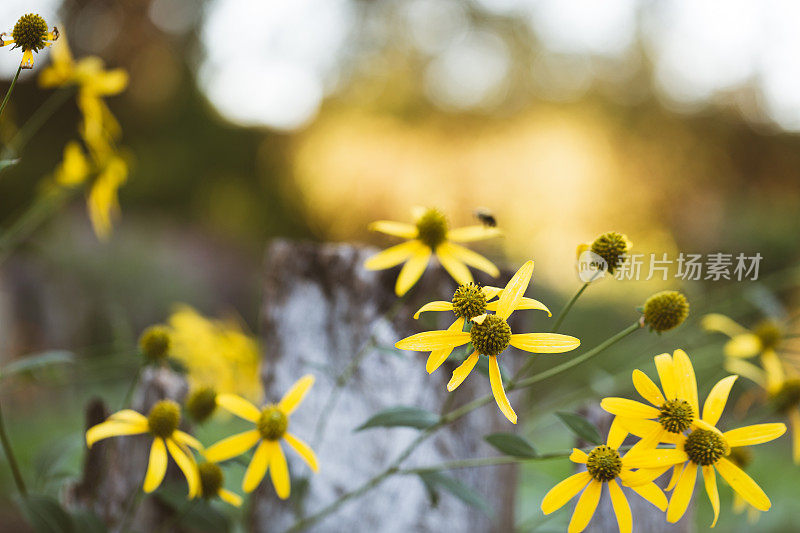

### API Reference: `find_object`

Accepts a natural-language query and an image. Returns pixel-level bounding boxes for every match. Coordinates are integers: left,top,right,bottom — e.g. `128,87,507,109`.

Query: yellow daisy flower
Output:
541,421,674,533
204,375,319,498
364,207,501,296
198,462,243,507
412,282,551,374
395,261,580,424
727,448,761,524
0,14,58,69
86,400,202,497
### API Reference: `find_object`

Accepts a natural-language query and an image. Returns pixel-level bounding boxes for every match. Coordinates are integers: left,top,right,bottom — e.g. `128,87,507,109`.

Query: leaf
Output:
555,412,602,445
1,351,74,380
484,433,537,458
16,495,74,533
418,472,492,517
155,486,230,532
356,406,439,431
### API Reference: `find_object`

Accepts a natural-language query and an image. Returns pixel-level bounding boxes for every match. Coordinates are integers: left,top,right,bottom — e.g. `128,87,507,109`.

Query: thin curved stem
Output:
0,398,28,497
0,187,73,265
2,86,74,158
550,282,590,334
0,66,22,124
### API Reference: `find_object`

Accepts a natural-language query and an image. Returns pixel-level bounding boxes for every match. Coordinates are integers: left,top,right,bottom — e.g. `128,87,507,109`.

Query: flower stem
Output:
0,399,28,497
1,86,74,159
0,187,73,265
120,364,143,409
0,66,22,124
550,282,590,333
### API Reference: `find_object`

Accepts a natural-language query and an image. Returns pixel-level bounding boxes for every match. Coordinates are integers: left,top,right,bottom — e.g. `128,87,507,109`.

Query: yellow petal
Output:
368,220,418,239
242,440,270,493
702,375,738,426
600,398,660,420
702,465,720,528
55,141,90,186
509,333,580,353
489,356,516,424
268,441,290,499
487,296,551,316
413,301,454,319
653,353,676,400
608,417,627,449
631,369,665,407
672,349,698,413
363,240,421,271
481,286,502,300
21,49,34,69
109,409,148,425
425,318,465,373
724,334,762,358
284,432,319,472
667,462,697,523
715,457,770,511
723,423,787,447
627,481,667,511
761,349,785,392
666,463,683,491
625,426,664,457
86,69,129,96
541,471,592,514
619,466,669,487
86,420,147,447
569,448,588,463
396,246,432,295
439,241,499,277
575,243,589,259
447,351,479,391
701,313,748,338
143,438,168,493
395,330,470,352
167,438,201,498
204,430,261,463
724,358,765,387
446,225,502,242
435,247,473,286
790,410,800,464
496,260,534,320
615,417,681,444
216,394,261,422
174,431,203,451
278,374,315,415
623,449,688,469
218,488,243,507
568,479,602,533
608,480,632,533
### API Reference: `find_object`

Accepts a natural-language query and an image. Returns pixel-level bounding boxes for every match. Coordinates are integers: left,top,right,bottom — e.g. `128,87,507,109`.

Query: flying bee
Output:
473,207,497,227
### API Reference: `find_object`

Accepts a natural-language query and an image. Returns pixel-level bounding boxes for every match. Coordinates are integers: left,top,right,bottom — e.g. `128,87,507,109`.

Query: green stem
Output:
120,364,143,409
0,187,73,264
0,67,22,124
550,282,590,334
2,86,74,159
0,398,28,497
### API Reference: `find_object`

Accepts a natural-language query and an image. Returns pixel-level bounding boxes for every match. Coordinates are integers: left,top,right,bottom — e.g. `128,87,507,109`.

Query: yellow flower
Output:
395,261,580,424
727,448,761,524
575,232,632,278
204,375,319,498
87,155,128,241
198,462,242,507
54,141,90,187
364,207,501,296
86,400,202,497
0,14,58,69
541,421,672,533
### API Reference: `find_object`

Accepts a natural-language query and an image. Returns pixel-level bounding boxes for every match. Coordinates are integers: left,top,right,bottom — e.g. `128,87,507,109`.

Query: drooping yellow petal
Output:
268,441,290,499
396,246,433,296
278,374,315,415
55,142,90,186
143,438,168,493
654,353,676,400
790,410,800,464
666,463,683,491
446,225,502,242
672,349,699,414
21,49,34,69
174,431,203,451
627,481,667,511
204,430,261,463
701,313,749,338
715,457,770,511
363,240,422,271
608,480,632,533
167,438,201,498
569,448,588,463
395,330,471,352
109,409,148,425
489,356,516,424
242,440,271,493
413,301,454,319
724,358,765,387
724,334,762,358
631,369,665,407
608,417,627,449
368,220,418,239
723,423,787,447
284,433,319,472
568,479,602,533
425,318,465,373
435,247,473,286
541,472,592,514
702,465,720,528
615,417,682,444
86,420,148,448
667,461,697,523
439,242,499,277
218,488,243,507
702,375,738,426
496,261,534,320
509,333,580,353
216,394,261,422
487,297,551,316
447,351,479,391
600,398,660,420
761,349,785,392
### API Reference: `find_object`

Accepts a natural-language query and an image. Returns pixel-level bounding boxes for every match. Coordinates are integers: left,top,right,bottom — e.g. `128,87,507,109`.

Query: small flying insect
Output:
474,207,497,227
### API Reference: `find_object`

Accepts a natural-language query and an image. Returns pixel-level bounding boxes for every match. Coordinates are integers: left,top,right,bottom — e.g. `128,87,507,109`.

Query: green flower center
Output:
590,232,629,274
658,399,694,433
198,462,224,499
415,209,448,249
147,400,181,438
586,445,622,482
258,406,288,440
684,429,728,466
451,283,487,319
12,14,48,51
470,315,511,357
643,291,690,333
754,320,782,351
185,386,218,423
769,379,800,414
139,325,171,362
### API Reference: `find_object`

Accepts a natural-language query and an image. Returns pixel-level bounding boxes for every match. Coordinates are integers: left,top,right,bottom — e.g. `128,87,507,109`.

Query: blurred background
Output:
1,0,799,531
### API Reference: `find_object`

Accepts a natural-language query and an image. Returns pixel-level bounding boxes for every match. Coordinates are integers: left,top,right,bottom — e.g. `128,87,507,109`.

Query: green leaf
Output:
16,495,75,533
356,406,439,431
484,433,537,458
418,472,492,517
1,351,74,380
0,158,19,173
555,412,602,445
155,486,230,532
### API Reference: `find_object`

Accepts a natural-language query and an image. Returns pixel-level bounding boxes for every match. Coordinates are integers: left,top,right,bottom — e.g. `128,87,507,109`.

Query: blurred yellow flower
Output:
167,305,263,401
87,155,127,241
204,375,319,498
0,14,58,69
198,462,242,507
364,207,501,296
